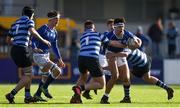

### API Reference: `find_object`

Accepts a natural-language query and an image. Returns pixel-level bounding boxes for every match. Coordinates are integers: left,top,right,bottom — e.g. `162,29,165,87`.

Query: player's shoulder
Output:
38,24,48,30
124,30,134,38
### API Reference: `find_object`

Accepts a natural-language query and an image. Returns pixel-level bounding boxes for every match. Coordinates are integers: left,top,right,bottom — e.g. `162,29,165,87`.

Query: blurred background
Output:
0,0,180,84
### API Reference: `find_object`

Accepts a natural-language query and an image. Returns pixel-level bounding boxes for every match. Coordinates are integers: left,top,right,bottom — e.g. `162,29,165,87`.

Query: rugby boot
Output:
33,94,47,102
70,94,82,104
24,96,36,104
120,97,131,103
5,93,15,104
166,87,174,100
40,87,53,99
82,91,92,99
100,95,110,104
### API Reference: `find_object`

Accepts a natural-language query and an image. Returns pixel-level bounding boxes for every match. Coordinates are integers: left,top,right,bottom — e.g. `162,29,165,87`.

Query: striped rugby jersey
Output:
127,49,148,67
8,15,34,47
79,29,109,59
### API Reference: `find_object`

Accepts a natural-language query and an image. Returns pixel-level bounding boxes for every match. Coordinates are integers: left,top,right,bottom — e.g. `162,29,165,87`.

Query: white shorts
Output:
33,53,50,69
99,54,108,68
116,57,127,67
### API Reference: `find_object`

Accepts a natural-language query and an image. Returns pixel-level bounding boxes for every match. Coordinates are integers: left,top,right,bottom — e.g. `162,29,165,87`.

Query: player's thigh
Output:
87,58,103,77
91,75,105,85
107,57,118,77
33,54,50,68
78,56,88,74
11,46,32,67
118,64,130,79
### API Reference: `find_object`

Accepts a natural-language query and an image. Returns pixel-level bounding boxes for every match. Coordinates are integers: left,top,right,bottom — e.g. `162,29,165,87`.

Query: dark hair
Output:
84,20,94,29
107,19,114,25
114,17,126,25
22,6,34,18
47,10,59,18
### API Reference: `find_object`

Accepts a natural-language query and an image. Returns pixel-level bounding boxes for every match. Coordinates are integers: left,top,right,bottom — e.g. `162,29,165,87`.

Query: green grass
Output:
0,84,180,107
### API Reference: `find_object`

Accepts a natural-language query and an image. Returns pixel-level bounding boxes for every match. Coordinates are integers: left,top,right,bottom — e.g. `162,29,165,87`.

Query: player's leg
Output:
120,71,134,103
40,61,62,98
119,64,131,103
70,56,88,103
82,54,110,100
116,57,131,103
34,73,49,102
142,72,174,100
33,54,61,99
5,46,34,104
101,57,118,104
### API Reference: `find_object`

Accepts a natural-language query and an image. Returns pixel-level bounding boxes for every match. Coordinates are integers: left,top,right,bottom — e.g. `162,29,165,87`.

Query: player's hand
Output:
43,39,51,47
33,48,43,53
57,59,66,68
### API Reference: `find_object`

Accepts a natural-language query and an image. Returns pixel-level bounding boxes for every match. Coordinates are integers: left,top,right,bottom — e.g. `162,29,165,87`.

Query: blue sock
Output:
35,81,44,96
43,74,55,89
123,85,130,98
25,89,31,98
10,89,17,97
156,80,168,90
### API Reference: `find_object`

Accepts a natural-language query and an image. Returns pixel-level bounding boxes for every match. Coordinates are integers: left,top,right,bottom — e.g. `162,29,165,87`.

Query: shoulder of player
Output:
124,30,134,37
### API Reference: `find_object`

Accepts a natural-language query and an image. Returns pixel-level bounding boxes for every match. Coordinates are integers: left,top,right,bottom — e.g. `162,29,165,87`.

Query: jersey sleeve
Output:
100,33,110,47
31,37,37,49
27,20,35,29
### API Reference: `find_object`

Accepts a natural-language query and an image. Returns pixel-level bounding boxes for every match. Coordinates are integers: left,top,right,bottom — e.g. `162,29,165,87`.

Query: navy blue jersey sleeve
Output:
31,37,37,49
100,33,110,47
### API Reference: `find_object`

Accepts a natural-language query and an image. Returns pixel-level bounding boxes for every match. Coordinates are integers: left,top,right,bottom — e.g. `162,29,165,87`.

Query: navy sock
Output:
25,89,31,98
43,75,55,89
123,85,130,98
10,89,17,97
35,81,44,96
156,80,168,90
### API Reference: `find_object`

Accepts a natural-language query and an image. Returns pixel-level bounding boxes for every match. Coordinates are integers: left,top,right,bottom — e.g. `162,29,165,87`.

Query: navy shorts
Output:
78,56,103,77
11,45,32,68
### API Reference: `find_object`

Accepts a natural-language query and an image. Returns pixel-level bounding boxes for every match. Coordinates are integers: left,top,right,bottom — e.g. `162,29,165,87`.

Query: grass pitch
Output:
0,84,180,107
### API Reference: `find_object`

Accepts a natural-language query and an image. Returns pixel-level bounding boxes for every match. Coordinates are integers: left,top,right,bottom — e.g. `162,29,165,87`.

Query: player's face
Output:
114,25,125,36
107,23,114,32
51,18,59,27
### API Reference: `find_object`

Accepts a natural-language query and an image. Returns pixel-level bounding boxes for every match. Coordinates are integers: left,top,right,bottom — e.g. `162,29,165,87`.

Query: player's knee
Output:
122,77,130,83
50,64,61,79
22,66,32,76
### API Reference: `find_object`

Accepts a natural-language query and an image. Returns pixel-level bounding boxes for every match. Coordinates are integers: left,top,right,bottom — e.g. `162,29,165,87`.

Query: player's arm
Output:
29,27,51,47
6,29,13,45
106,52,128,58
101,34,127,48
31,37,43,53
51,40,65,68
109,40,128,48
